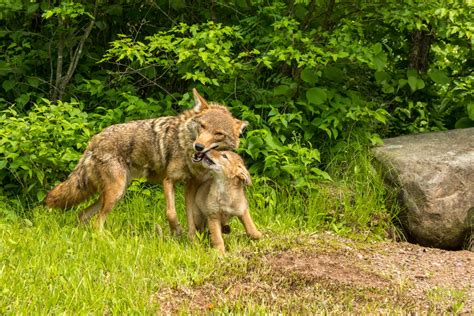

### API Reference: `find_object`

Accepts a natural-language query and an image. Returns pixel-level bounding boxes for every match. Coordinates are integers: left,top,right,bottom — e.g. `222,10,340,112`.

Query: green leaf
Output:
374,71,390,83
37,190,46,202
417,78,425,90
407,76,424,92
42,10,54,19
96,20,107,30
15,94,30,107
373,109,388,123
372,54,386,71
454,117,474,129
235,0,249,8
273,85,290,96
407,69,418,78
246,135,264,158
428,69,450,84
26,3,39,14
323,66,344,82
382,83,395,94
141,67,156,79
372,43,383,55
398,79,407,89
27,77,40,88
301,68,318,84
306,87,327,105
467,103,474,120
263,132,282,150
170,0,186,9
2,80,14,92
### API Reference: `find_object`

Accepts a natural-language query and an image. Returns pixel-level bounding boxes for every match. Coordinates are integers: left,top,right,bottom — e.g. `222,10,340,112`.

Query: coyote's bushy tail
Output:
44,157,96,209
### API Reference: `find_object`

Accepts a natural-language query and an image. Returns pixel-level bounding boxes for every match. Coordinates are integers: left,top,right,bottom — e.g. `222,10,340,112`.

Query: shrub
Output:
0,99,95,201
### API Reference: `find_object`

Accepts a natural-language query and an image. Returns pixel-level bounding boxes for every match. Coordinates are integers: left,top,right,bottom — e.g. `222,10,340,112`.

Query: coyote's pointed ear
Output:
236,120,248,135
192,88,209,113
237,164,252,186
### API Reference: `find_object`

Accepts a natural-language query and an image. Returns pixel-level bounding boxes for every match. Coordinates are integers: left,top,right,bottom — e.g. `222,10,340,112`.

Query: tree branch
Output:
323,0,336,31
302,0,317,31
52,17,64,100
55,0,98,100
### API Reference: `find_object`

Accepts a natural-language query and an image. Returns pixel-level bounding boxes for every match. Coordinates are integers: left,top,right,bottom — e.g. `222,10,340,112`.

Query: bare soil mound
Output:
155,233,473,314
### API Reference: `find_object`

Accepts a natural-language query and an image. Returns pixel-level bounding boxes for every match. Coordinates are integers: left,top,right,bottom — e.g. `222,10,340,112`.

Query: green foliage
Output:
359,0,474,133
77,79,179,127
0,0,473,200
42,1,93,20
102,21,248,86
101,9,394,185
0,91,193,202
0,100,94,200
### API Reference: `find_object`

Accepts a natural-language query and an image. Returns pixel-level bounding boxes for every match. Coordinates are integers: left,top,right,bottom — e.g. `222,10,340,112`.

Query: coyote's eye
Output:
222,154,228,159
215,132,224,137
200,123,206,129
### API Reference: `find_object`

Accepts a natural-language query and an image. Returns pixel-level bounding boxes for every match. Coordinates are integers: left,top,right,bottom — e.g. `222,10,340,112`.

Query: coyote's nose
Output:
194,143,205,152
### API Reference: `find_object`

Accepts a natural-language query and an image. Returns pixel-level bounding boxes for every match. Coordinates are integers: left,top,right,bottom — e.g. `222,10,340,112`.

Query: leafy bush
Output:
1,0,473,198
102,17,392,186
0,100,95,201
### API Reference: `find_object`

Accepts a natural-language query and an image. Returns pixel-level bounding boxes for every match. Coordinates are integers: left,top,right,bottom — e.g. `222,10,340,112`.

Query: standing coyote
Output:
44,89,247,233
193,150,262,253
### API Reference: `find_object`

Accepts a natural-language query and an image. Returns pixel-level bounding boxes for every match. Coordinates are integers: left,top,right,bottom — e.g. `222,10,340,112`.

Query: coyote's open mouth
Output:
192,152,215,166
192,152,204,162
203,154,215,165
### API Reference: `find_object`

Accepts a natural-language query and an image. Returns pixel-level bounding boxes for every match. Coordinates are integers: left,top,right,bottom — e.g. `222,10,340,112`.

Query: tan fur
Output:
44,89,246,232
193,150,262,253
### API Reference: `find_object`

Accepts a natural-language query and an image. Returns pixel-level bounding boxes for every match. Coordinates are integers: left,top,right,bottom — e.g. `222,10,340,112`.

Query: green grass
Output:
0,195,216,313
0,148,402,313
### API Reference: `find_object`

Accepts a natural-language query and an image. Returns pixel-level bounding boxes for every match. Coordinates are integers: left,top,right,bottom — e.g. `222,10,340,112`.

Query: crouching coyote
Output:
44,89,247,234
192,150,262,253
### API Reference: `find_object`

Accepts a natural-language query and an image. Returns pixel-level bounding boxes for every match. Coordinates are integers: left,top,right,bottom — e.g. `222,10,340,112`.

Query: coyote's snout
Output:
193,150,262,253
188,107,245,164
44,89,246,233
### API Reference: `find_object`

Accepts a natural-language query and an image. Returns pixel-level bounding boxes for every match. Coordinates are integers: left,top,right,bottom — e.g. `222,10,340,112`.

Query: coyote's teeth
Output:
192,152,204,162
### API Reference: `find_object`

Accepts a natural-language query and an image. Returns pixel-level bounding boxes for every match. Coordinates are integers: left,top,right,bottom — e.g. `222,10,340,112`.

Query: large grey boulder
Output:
373,128,474,250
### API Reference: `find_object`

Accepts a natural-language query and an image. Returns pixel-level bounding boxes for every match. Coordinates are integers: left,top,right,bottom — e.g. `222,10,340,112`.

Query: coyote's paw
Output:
173,224,183,236
249,230,263,240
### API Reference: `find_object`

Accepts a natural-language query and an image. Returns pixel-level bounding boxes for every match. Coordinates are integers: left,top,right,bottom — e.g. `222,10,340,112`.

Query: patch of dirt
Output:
154,232,473,314
268,251,389,288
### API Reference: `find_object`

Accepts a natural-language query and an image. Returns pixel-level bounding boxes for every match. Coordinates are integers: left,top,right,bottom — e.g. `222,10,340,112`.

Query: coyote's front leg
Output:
239,208,262,240
163,177,182,235
208,216,225,254
184,181,198,240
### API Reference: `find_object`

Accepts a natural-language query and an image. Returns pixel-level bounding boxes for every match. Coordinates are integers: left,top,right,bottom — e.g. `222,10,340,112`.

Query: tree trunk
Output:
409,30,433,73
51,18,64,100
51,1,98,101
323,0,335,30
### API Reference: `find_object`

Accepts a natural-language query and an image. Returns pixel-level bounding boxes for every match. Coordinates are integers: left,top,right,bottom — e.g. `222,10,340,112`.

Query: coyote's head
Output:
199,150,252,187
187,89,247,163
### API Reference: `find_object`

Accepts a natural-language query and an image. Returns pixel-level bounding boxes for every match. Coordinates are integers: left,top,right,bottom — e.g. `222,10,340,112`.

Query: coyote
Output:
44,89,247,233
192,150,262,253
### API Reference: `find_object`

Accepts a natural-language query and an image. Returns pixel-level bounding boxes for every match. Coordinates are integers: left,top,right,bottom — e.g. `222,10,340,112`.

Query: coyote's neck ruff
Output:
44,89,247,234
